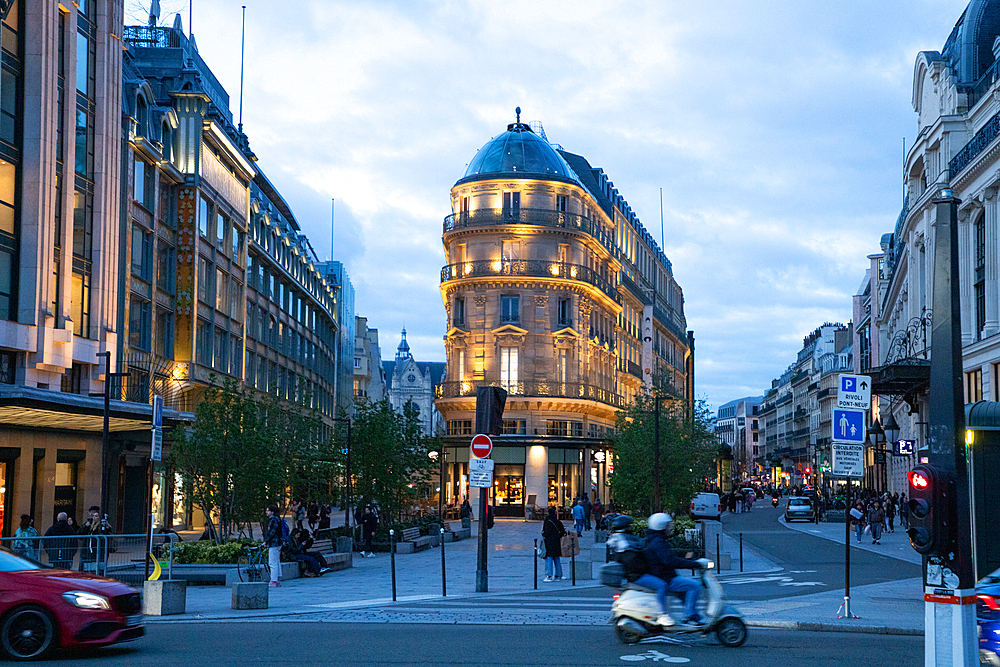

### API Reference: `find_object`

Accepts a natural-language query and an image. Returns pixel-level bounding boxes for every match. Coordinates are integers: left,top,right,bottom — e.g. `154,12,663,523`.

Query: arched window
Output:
136,95,148,138
161,122,172,162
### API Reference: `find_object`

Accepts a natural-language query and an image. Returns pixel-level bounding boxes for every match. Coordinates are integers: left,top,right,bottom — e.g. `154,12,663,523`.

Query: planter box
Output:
143,580,186,616
336,536,353,553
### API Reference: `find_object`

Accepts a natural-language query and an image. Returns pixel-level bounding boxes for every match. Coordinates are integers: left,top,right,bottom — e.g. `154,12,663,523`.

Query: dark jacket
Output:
263,515,283,548
643,529,698,582
542,517,566,557
361,513,378,537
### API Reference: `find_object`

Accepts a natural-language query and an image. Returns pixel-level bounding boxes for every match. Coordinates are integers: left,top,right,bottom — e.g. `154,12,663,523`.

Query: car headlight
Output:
62,591,111,610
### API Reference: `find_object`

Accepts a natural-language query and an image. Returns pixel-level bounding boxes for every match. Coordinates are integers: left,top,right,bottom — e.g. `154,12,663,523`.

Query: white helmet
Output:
648,512,673,531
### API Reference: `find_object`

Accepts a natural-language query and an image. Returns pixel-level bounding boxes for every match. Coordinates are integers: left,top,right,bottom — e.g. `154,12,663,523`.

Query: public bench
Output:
294,538,352,574
441,521,471,542
395,527,432,554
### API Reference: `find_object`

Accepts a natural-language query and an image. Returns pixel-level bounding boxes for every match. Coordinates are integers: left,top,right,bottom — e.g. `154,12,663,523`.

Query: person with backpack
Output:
263,503,286,587
541,506,566,581
636,512,704,626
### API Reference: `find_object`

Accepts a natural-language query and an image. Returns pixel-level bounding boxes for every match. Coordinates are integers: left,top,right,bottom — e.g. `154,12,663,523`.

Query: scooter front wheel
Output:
614,618,643,645
715,617,747,647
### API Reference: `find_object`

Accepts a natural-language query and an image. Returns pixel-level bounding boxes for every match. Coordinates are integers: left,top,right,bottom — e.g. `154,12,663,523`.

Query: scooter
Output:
606,559,748,648
772,497,779,508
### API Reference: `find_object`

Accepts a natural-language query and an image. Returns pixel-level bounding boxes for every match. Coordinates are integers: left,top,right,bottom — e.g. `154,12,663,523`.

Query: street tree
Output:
609,392,717,516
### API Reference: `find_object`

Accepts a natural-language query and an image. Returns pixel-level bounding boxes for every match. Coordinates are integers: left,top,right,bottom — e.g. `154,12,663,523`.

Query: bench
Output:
395,527,432,554
293,538,352,574
442,520,471,542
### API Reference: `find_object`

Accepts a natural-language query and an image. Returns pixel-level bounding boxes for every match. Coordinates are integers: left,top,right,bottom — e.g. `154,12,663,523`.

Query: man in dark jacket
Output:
635,512,703,626
44,513,77,569
360,506,378,557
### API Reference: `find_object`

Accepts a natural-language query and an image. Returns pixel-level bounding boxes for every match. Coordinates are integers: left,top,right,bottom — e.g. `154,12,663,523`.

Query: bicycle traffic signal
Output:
906,464,954,556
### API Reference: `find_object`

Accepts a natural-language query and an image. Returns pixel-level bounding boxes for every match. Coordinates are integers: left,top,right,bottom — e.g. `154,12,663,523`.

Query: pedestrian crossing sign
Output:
832,409,865,444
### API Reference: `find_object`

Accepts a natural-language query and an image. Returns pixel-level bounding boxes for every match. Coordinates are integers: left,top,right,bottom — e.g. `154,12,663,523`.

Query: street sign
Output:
151,428,162,462
152,394,163,428
470,433,493,459
469,470,493,488
837,374,872,410
875,451,886,465
469,458,494,472
832,409,866,444
831,442,864,478
896,439,915,456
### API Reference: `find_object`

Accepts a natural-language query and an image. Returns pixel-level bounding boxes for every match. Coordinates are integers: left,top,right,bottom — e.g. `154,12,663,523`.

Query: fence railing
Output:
440,259,621,305
1,533,177,585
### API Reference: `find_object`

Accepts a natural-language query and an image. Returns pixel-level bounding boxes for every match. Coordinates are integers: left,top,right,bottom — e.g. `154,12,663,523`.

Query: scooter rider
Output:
635,512,705,627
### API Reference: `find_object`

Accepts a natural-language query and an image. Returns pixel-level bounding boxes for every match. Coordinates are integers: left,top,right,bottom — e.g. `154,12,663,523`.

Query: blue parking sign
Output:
841,376,856,393
832,409,865,444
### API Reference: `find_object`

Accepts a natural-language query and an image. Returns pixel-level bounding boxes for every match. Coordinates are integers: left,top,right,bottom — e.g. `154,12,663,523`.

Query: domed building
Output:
435,110,693,516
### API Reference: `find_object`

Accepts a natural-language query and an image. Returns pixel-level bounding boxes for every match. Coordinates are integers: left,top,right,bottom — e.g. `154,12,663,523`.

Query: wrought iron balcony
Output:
440,259,621,305
435,380,627,410
443,208,617,256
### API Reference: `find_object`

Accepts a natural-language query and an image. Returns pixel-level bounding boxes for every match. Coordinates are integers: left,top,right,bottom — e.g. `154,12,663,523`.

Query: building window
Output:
448,420,473,436
458,349,465,381
557,349,567,387
547,420,568,436
156,242,175,294
500,419,526,434
229,280,241,320
70,270,90,337
196,319,211,365
501,239,519,261
215,268,227,312
197,256,209,303
965,368,983,404
217,210,227,252
133,158,154,210
128,296,150,351
131,226,152,281
454,297,465,327
502,191,520,218
499,346,518,393
230,335,242,376
975,213,986,339
214,327,226,371
500,295,519,323
199,195,211,237
558,298,571,327
155,309,173,358
556,194,567,212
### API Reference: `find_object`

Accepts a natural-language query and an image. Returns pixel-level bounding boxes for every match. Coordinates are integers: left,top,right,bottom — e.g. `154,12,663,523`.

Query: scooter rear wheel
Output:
614,619,642,645
716,617,747,647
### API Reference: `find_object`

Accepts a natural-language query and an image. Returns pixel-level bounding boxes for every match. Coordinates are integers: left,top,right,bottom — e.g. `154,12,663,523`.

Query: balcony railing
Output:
435,380,627,410
444,208,617,256
440,259,621,305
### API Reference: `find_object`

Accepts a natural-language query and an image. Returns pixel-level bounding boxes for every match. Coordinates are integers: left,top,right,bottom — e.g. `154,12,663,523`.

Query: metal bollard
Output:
389,529,397,602
571,549,576,586
716,533,720,569
740,533,743,572
440,528,446,597
534,539,538,590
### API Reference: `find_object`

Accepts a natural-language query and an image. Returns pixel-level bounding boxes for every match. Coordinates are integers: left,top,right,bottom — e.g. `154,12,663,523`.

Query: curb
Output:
747,619,923,636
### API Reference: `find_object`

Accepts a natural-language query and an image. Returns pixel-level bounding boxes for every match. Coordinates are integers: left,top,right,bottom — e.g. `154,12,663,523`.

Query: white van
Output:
690,492,722,520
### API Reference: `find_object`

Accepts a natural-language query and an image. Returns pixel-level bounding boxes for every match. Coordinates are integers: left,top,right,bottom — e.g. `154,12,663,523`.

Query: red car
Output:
0,548,143,660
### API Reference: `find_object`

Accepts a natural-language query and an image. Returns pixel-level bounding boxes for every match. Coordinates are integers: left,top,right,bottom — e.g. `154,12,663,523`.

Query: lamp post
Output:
332,417,352,530
868,418,885,493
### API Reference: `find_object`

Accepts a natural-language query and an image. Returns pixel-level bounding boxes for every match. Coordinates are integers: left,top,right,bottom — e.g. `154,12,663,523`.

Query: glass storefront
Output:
494,464,524,506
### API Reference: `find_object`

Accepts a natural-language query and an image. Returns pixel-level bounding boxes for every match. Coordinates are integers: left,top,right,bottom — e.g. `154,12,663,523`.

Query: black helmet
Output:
611,515,633,532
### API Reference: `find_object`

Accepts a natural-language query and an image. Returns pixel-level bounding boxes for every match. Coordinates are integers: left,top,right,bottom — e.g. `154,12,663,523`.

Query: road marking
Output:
620,649,690,662
722,573,826,587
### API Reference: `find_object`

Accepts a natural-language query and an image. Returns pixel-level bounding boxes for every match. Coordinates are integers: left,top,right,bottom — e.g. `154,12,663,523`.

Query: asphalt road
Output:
50,622,921,666
716,504,921,600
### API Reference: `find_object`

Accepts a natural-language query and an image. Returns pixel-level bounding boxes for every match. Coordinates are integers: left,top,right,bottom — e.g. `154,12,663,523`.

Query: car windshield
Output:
789,499,810,506
0,549,42,572
981,568,1000,585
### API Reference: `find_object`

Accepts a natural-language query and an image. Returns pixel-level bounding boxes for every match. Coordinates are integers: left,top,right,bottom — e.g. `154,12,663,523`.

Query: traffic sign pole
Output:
473,387,506,594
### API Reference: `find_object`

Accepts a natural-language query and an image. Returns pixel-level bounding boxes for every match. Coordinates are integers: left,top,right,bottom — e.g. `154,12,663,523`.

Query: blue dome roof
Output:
461,121,580,184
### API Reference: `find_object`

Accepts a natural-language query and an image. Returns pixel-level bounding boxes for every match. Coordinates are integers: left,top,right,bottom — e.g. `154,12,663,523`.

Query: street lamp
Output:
868,418,885,492
332,417,351,529
883,411,900,448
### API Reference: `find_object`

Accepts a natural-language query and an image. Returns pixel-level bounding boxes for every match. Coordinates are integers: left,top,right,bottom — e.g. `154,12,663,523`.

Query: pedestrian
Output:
899,493,909,530
812,491,821,524
79,505,112,570
291,499,305,531
728,492,738,514
307,501,319,531
571,499,585,537
14,514,38,561
886,497,896,533
43,512,77,569
263,503,284,587
592,497,604,530
868,502,885,545
851,501,865,543
319,503,331,531
541,506,566,582
582,494,593,531
360,506,378,557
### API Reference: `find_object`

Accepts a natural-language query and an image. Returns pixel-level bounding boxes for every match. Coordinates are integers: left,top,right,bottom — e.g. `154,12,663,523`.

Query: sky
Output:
127,0,969,411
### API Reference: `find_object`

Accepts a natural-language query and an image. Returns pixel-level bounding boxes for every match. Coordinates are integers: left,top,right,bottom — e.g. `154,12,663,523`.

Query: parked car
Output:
0,548,143,660
783,497,813,522
690,492,722,520
979,567,1000,666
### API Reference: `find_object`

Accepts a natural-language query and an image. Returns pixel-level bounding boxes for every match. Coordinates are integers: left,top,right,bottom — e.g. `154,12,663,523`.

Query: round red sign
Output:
470,433,493,458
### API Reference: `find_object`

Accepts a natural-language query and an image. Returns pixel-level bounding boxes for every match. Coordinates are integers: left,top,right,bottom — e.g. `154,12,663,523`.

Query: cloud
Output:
129,0,969,410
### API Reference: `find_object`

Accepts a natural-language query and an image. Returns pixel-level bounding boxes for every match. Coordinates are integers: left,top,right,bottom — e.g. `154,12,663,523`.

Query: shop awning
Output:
870,358,931,396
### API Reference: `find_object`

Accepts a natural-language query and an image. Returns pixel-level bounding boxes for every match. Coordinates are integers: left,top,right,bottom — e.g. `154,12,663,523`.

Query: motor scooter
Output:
604,558,747,647
772,496,779,508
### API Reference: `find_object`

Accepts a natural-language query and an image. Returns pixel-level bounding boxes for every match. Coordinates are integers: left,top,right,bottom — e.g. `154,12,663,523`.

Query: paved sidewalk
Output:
777,516,921,565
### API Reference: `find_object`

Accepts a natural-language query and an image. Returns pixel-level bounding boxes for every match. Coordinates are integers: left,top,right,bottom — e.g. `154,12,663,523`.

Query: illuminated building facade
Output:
435,113,692,516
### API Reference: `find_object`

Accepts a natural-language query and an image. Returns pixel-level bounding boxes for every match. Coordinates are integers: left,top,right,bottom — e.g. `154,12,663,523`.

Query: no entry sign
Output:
470,433,493,459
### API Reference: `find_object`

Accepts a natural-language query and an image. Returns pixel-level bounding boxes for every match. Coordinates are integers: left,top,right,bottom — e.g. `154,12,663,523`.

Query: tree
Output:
169,379,322,542
609,393,717,516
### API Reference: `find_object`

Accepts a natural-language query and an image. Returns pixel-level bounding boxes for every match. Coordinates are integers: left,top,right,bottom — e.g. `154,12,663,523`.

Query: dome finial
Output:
515,106,521,123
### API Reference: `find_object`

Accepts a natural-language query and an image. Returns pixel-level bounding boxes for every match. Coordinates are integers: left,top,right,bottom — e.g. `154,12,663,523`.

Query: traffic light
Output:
804,467,811,475
907,464,955,556
475,386,507,435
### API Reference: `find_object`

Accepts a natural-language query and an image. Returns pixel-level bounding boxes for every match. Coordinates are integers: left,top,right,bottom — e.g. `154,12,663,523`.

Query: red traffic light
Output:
804,467,811,475
909,470,930,489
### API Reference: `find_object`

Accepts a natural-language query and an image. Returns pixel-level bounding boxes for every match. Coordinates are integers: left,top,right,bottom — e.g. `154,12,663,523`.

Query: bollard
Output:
534,539,538,590
440,528,446,597
740,533,743,572
389,529,397,602
571,550,576,586
716,533,720,569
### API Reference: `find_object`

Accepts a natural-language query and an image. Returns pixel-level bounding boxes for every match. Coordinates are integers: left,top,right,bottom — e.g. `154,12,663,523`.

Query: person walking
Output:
592,498,604,531
541,506,566,582
307,501,319,532
43,512,77,569
571,499,585,537
14,515,37,560
885,497,896,533
899,493,909,530
360,506,378,557
868,501,885,545
263,503,284,587
581,495,593,531
851,501,865,543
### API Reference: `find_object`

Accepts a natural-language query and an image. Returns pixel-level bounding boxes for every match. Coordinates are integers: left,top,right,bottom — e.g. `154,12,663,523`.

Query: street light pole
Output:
93,352,128,529
332,417,351,530
653,397,661,513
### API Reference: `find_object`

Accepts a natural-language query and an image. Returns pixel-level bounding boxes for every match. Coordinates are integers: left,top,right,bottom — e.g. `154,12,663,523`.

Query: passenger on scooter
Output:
635,512,704,627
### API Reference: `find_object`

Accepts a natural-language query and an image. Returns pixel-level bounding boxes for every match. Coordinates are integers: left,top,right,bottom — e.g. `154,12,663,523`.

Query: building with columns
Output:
434,112,692,516
864,0,1000,493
